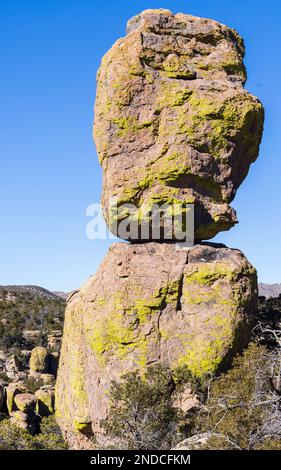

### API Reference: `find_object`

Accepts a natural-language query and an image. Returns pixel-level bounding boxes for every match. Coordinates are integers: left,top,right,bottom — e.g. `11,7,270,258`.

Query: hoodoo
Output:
55,9,264,449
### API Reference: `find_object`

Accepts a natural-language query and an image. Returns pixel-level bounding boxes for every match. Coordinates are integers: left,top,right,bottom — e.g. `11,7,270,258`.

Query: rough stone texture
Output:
172,384,200,414
6,382,27,414
10,410,38,435
40,373,55,385
93,9,264,241
14,393,36,413
47,330,62,351
0,381,5,411
172,432,212,450
22,329,41,347
35,388,54,416
5,355,20,380
29,346,49,373
55,242,257,448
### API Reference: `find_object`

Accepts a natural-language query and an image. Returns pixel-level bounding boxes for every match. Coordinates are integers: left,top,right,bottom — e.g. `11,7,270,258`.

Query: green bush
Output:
101,364,182,450
0,416,67,450
0,294,65,351
0,419,36,450
190,343,281,450
35,416,68,450
24,376,45,394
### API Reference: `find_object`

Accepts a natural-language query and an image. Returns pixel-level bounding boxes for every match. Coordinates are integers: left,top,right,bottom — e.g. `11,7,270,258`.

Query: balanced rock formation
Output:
56,9,264,449
56,242,257,447
94,9,264,241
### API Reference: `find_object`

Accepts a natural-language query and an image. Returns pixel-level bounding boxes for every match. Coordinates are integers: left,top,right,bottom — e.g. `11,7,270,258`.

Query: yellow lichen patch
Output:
168,259,255,378
184,263,235,286
173,310,237,378
87,281,181,371
55,297,90,433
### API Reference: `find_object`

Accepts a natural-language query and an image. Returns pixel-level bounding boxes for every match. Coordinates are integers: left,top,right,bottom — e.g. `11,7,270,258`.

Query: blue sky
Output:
0,0,280,291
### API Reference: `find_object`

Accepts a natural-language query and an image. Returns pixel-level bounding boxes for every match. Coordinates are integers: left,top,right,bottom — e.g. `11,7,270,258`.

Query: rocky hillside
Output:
259,283,281,298
0,285,62,302
0,285,66,447
52,291,68,300
0,285,65,351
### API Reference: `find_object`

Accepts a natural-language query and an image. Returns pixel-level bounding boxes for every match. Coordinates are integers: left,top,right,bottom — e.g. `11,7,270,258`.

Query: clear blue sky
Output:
0,0,280,291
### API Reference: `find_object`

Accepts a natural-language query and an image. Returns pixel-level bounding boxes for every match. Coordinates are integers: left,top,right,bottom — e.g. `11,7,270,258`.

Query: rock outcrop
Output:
6,382,27,414
56,8,264,449
94,9,264,241
35,387,55,416
56,242,257,448
0,381,5,410
172,432,213,450
29,346,50,373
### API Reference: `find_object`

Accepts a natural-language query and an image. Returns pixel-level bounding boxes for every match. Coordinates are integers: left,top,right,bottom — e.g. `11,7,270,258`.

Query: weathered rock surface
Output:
29,346,49,373
5,355,20,380
0,381,5,410
47,330,62,351
6,382,27,414
10,409,38,435
55,242,257,448
22,330,42,348
14,393,36,413
94,9,264,241
172,384,200,414
172,432,213,450
35,388,55,416
40,373,55,385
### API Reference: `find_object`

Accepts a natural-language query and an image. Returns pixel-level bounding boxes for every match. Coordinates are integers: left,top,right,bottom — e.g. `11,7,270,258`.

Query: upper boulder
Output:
93,9,264,241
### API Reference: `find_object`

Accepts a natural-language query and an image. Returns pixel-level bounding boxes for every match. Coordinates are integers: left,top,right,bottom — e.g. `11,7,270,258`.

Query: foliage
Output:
0,292,65,351
101,364,182,450
189,343,281,450
24,376,45,394
0,416,67,450
252,295,281,349
35,416,68,450
99,295,281,451
0,419,36,450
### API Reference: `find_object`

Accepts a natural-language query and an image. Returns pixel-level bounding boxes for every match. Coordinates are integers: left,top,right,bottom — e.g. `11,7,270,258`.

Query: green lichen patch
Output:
88,280,182,370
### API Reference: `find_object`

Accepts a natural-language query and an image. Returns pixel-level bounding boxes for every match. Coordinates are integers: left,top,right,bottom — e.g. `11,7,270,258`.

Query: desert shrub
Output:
0,295,65,351
0,419,36,450
189,343,281,450
24,376,45,393
0,372,12,383
35,416,68,450
253,296,281,348
0,416,67,450
101,364,182,450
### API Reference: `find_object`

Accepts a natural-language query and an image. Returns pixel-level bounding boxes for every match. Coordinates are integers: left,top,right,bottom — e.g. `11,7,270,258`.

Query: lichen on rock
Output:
93,9,264,241
29,347,49,374
55,242,257,447
55,8,264,450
